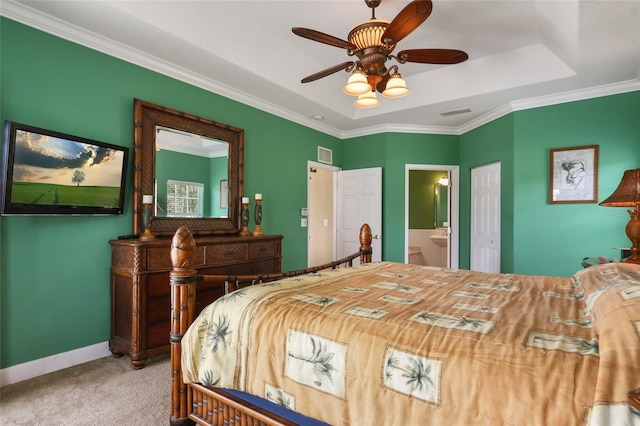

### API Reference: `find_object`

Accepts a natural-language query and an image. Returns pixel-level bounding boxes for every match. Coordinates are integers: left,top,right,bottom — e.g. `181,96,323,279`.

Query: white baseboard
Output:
0,341,111,387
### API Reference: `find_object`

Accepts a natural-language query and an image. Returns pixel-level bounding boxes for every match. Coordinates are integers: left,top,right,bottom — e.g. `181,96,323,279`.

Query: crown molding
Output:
0,1,344,139
341,123,461,139
458,80,640,135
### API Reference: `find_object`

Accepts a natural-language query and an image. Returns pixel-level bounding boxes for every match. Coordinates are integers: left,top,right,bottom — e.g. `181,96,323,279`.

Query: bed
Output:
169,224,640,425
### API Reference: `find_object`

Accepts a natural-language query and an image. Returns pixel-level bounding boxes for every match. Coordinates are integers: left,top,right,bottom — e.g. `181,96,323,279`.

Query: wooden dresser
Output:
109,234,283,368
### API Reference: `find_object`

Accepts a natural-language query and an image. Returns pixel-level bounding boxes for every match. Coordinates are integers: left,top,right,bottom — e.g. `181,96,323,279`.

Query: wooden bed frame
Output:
168,223,640,425
169,224,373,426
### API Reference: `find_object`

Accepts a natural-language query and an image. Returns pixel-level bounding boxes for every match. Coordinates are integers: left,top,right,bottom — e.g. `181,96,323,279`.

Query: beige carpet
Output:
0,354,170,425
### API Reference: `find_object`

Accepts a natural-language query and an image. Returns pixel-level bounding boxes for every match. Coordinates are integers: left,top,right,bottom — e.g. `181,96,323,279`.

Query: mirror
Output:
155,127,229,218
132,99,244,237
434,176,449,228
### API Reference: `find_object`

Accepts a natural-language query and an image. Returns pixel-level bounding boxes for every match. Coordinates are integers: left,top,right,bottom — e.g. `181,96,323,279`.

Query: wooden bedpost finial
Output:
359,223,373,263
171,226,196,270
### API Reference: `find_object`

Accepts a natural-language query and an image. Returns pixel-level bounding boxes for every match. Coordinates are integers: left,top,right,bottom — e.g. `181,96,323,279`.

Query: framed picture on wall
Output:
549,145,599,203
220,180,228,209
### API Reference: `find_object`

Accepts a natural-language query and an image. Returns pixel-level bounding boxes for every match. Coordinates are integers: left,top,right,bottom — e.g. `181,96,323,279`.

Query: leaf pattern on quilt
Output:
201,370,220,387
403,357,435,392
288,336,336,387
383,348,442,404
415,311,443,323
527,331,599,356
291,293,340,306
549,316,593,328
453,315,486,329
345,306,388,319
372,281,420,293
199,314,231,354
631,406,640,420
220,288,248,302
543,290,584,301
265,387,294,410
410,310,495,334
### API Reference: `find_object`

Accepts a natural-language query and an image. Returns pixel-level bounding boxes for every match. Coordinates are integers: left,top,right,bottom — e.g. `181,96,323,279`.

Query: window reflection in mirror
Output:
155,127,229,218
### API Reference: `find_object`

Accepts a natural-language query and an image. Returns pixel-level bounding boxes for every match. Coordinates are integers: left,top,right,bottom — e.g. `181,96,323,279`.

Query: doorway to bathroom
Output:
405,164,459,269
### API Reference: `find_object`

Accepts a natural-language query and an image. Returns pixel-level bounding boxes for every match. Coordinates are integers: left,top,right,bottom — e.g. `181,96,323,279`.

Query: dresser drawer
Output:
205,243,247,265
148,245,205,271
248,241,277,260
228,259,278,276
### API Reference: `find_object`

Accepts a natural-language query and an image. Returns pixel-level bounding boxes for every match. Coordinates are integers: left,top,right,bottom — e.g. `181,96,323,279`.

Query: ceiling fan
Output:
292,0,468,107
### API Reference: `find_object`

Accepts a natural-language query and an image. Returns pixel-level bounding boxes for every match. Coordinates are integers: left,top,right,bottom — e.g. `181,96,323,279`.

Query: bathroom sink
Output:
430,234,448,247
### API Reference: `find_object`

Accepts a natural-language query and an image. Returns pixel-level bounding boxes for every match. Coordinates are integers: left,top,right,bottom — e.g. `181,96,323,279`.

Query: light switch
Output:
323,219,329,227
301,218,308,227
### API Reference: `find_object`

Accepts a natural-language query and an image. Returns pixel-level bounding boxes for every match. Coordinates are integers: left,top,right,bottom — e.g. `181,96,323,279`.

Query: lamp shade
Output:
599,169,640,207
354,91,379,108
343,71,370,96
382,73,410,98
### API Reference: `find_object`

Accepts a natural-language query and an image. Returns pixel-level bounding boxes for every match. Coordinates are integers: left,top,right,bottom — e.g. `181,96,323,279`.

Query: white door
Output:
336,167,382,263
307,162,340,266
470,162,501,272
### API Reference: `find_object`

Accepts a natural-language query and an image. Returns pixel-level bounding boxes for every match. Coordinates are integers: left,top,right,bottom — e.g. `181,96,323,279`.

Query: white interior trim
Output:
0,341,111,387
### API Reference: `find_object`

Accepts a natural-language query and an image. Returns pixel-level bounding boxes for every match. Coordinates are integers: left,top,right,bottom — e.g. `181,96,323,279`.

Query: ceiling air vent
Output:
318,146,333,165
440,108,471,117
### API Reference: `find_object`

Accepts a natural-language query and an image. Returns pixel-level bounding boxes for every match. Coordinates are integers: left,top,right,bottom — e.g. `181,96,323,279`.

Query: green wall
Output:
0,18,341,368
459,115,516,271
2,17,639,369
458,93,640,274
511,94,640,276
343,133,460,262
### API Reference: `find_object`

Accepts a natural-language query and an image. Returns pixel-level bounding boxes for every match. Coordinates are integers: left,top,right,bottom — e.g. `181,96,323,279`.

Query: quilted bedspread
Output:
181,261,640,425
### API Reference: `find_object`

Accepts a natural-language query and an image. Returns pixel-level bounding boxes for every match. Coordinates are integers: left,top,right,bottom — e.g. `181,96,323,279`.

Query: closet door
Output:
470,162,501,273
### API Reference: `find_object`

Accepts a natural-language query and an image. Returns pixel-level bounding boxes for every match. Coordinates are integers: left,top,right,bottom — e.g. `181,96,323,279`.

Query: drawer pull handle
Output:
224,251,233,257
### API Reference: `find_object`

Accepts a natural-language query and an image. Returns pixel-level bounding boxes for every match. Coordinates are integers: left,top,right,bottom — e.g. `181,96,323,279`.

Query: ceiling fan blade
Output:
292,27,356,50
398,48,468,64
382,0,433,45
301,62,355,83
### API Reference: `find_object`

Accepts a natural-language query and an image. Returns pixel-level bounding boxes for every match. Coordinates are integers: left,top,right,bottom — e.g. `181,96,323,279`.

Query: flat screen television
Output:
1,121,129,215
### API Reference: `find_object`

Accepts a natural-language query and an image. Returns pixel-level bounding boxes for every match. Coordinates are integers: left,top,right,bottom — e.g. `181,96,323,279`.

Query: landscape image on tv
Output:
10,129,126,208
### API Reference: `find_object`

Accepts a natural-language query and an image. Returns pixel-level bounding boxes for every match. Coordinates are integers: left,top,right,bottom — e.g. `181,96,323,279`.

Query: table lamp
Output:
599,168,640,264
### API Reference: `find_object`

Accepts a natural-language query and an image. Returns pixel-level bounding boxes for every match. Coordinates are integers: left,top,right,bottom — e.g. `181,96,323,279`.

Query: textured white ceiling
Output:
2,0,639,138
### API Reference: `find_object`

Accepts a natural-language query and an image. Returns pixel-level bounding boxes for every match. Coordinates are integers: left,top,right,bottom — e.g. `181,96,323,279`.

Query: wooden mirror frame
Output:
132,99,244,237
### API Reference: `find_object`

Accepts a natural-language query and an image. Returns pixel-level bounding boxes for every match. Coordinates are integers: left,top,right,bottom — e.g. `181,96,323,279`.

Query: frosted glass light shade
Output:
382,73,410,98
343,71,370,96
354,91,380,108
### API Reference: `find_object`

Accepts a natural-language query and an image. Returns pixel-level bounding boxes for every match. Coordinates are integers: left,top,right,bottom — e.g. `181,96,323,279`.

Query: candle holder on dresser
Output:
252,193,264,237
240,197,251,236
139,194,155,241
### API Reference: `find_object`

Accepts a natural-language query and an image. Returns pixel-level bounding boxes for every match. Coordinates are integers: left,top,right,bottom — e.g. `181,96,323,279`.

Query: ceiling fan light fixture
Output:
382,72,410,98
343,70,371,96
354,91,380,108
348,19,392,50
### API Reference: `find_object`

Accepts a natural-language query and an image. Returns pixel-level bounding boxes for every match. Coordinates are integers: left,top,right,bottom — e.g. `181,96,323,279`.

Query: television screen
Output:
1,121,129,215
